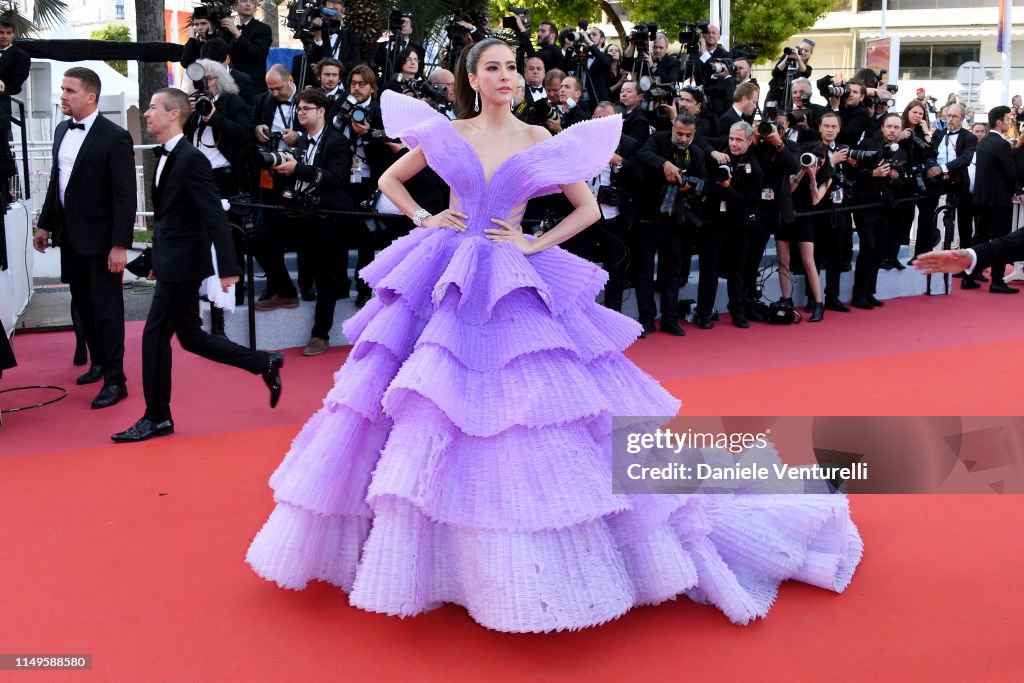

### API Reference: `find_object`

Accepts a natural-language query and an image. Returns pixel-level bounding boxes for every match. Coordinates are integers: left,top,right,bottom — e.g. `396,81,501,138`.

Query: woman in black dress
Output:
778,143,832,322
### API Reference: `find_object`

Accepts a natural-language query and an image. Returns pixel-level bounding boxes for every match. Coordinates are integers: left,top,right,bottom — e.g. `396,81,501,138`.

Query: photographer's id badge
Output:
350,164,363,184
831,188,844,203
761,188,775,201
720,201,727,213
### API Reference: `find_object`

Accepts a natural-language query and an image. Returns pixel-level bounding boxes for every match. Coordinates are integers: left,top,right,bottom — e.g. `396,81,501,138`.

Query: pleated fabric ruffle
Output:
246,226,863,633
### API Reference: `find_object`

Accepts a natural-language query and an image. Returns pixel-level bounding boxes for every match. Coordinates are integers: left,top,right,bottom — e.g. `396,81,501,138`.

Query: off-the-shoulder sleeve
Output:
529,114,623,197
380,89,448,149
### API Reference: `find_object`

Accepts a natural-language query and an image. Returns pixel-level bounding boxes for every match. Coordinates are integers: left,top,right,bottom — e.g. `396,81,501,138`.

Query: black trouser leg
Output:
823,212,850,301
70,295,89,362
634,224,660,324
852,209,878,301
743,223,767,308
726,224,754,314
696,222,724,319
913,194,941,258
869,210,891,296
599,217,628,312
957,192,975,252
310,216,339,340
251,212,297,299
887,200,916,262
983,204,1013,285
657,226,683,325
64,245,126,386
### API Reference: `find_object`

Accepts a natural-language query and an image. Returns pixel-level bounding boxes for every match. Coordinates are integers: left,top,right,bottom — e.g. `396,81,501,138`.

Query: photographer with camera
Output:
428,68,457,118
252,90,353,357
559,22,613,106
306,1,361,74
254,65,302,150
181,3,234,69
624,31,681,86
849,112,906,309
381,47,421,95
821,76,872,147
375,12,424,84
884,99,940,270
221,0,272,95
714,81,758,147
196,37,256,110
924,103,978,276
514,16,562,73
525,68,563,125
338,65,393,307
810,112,858,312
183,59,252,314
698,122,764,329
766,39,814,108
617,80,652,146
634,113,706,336
784,78,825,145
314,59,346,117
545,76,591,134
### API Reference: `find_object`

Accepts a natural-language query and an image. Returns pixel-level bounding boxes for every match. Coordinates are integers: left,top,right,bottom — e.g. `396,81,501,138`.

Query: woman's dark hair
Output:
454,37,514,120
395,46,419,77
901,99,928,139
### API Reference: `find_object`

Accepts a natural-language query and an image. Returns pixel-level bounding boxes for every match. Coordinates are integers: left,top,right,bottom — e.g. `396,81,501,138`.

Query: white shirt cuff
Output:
314,38,323,46
940,164,948,173
965,248,978,274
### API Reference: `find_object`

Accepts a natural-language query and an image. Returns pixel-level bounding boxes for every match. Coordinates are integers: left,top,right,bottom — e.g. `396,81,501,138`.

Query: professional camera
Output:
713,164,732,182
708,58,734,77
389,9,412,36
630,22,659,54
845,148,879,162
731,42,761,61
818,75,850,99
900,163,929,194
531,96,560,122
758,100,779,137
445,8,471,42
885,83,899,94
336,94,369,126
403,77,447,104
255,132,290,168
645,78,678,109
185,62,214,118
502,7,531,32
193,1,233,27
800,152,818,167
677,20,709,54
286,0,342,42
787,109,808,128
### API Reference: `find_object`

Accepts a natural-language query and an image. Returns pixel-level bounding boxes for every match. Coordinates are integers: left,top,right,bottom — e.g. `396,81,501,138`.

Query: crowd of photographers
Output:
176,1,1024,350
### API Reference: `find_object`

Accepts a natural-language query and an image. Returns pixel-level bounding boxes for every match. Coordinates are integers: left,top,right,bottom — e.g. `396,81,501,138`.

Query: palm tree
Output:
0,0,68,36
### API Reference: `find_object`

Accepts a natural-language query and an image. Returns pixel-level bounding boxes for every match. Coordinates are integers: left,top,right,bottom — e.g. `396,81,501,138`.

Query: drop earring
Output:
474,89,480,112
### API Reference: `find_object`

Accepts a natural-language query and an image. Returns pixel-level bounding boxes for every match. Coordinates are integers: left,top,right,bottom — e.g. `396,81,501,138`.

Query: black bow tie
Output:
67,121,86,130
152,145,167,158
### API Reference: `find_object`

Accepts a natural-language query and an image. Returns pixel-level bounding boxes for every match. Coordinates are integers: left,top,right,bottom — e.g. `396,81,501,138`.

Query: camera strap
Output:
275,100,296,132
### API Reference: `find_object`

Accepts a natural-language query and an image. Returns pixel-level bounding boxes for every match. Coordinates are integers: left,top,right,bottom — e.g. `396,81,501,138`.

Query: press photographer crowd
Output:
15,1,1024,436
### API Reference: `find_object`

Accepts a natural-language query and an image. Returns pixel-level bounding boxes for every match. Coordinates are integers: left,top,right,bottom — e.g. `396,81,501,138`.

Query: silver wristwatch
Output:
412,209,431,227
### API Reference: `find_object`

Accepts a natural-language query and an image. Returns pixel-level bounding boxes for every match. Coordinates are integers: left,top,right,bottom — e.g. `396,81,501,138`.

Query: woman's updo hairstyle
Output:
454,37,515,119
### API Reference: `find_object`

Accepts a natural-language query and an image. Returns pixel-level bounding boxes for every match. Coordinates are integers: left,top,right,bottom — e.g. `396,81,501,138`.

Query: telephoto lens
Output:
713,165,732,182
800,152,817,167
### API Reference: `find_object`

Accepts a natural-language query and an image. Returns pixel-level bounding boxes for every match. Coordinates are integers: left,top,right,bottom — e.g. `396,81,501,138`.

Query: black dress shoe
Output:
697,316,714,330
976,273,990,283
262,352,285,408
880,259,895,270
851,298,874,310
111,417,174,443
867,295,885,307
732,313,750,329
73,343,88,367
76,364,104,385
639,321,656,339
892,260,907,271
300,288,317,302
990,282,1020,294
961,278,980,289
660,320,686,336
354,292,371,308
825,297,850,313
92,383,127,409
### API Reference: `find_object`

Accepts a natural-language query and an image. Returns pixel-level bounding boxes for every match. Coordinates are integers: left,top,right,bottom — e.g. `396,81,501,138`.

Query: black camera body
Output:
714,164,732,182
818,75,850,100
335,94,368,127
193,1,233,28
631,22,659,54
758,100,779,137
678,20,709,54
502,7,531,31
389,9,412,39
532,97,560,122
286,0,340,42
255,132,289,169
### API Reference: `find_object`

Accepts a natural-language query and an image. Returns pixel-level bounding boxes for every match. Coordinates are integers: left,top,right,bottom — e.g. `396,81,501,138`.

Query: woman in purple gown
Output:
246,38,863,633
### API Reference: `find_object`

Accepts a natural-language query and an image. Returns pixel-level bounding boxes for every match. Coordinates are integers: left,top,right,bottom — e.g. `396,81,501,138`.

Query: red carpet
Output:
2,290,1022,680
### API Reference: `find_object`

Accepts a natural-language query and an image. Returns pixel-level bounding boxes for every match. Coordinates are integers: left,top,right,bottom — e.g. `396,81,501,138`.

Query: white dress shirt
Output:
57,110,99,206
155,133,184,187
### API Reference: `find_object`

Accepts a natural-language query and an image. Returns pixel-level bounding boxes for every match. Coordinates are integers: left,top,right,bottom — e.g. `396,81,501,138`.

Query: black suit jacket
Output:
255,92,299,133
230,19,272,93
563,45,613,104
37,115,136,257
0,44,31,96
290,125,353,211
292,29,362,89
374,40,424,83
636,132,707,218
930,127,977,184
151,139,238,282
184,93,252,170
518,33,563,73
838,105,871,147
974,226,1024,271
230,68,257,110
621,107,651,146
974,132,1016,207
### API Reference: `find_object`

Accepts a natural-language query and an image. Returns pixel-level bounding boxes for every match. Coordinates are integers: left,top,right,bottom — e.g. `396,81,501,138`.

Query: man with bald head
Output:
428,68,457,117
920,102,978,263
255,64,301,149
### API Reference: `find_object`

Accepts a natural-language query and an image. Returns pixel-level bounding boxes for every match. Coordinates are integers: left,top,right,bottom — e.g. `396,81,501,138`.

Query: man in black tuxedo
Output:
560,27,612,106
257,89,353,355
111,88,283,442
515,17,562,73
523,56,548,106
0,17,31,183
307,0,361,74
712,81,758,148
221,0,272,94
547,77,590,133
34,68,135,409
314,59,346,120
962,105,1019,293
636,114,706,336
374,15,424,83
618,81,651,145
919,103,977,262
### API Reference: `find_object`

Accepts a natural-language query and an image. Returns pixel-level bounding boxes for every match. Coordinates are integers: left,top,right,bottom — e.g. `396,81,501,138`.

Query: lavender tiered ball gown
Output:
246,91,863,633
